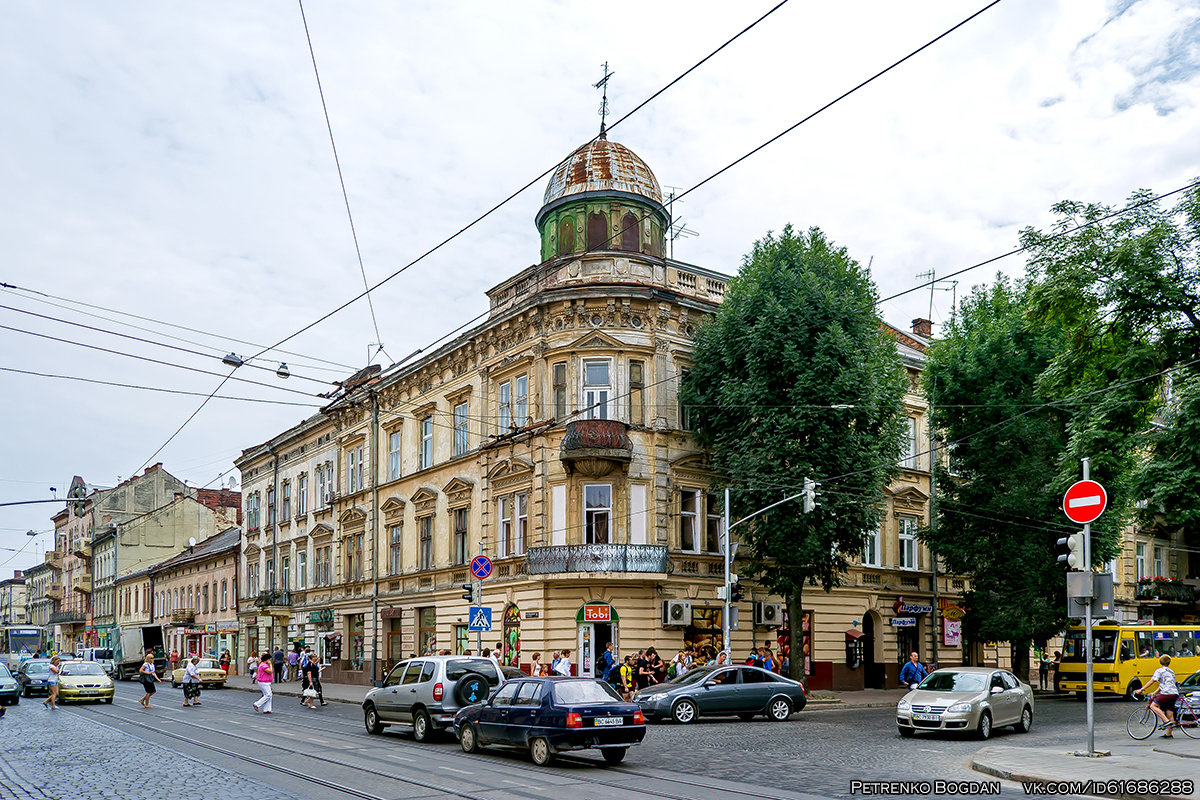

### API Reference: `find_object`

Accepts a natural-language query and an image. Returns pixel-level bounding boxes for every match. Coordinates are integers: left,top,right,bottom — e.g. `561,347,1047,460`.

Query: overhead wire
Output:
0,366,323,407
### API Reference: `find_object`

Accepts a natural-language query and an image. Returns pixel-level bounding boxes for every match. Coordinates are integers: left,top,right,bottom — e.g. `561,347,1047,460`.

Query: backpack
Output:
667,662,677,679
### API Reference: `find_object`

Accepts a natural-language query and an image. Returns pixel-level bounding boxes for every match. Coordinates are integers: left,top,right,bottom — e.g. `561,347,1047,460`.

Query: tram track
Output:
77,694,796,800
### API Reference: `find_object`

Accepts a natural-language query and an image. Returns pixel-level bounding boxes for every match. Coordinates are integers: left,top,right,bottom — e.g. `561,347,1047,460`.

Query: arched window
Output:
587,212,608,249
557,217,575,256
620,213,639,251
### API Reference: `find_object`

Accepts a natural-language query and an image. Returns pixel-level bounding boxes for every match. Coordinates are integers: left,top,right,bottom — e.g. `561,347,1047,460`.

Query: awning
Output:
845,628,864,640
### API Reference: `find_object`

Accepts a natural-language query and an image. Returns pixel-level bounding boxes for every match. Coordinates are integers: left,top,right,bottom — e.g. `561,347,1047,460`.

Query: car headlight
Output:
897,700,910,712
948,702,973,713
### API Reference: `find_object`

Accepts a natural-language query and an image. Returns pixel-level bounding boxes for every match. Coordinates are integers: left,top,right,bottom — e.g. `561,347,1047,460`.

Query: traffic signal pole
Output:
723,488,731,657
1082,458,1095,757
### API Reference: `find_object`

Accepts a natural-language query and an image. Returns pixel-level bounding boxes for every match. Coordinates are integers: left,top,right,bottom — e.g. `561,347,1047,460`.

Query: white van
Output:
80,647,116,677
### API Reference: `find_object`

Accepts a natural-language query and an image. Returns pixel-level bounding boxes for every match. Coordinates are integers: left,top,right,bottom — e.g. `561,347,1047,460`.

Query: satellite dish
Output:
188,537,197,547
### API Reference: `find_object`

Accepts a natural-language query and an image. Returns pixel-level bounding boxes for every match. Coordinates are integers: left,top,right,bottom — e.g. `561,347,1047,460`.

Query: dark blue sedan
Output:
453,676,646,766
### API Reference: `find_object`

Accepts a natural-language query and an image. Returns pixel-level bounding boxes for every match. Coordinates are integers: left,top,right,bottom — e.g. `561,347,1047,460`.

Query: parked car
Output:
363,655,503,741
454,676,646,765
16,659,52,697
57,660,115,704
896,667,1033,739
0,664,19,705
80,647,116,677
633,665,807,723
170,658,227,688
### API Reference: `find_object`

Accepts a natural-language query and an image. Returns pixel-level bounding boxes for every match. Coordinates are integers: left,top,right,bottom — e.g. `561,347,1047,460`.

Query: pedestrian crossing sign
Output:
468,606,492,632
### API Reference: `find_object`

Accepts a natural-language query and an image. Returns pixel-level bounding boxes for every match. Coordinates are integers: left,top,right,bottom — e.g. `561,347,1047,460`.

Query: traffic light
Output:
461,583,475,603
1056,531,1086,569
803,477,819,513
730,582,744,602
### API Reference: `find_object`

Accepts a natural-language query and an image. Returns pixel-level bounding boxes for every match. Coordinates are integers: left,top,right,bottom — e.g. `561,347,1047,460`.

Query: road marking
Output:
440,767,473,775
1068,495,1102,508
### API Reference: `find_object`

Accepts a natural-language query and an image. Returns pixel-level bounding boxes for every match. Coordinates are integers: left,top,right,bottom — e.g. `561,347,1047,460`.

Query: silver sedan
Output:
896,667,1034,739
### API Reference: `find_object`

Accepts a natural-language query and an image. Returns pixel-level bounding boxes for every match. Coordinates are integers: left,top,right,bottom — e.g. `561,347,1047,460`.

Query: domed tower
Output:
535,136,669,263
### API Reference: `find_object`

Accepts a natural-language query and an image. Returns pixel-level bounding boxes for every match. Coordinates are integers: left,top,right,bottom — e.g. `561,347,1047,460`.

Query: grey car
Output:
896,667,1034,739
363,656,503,741
633,665,807,723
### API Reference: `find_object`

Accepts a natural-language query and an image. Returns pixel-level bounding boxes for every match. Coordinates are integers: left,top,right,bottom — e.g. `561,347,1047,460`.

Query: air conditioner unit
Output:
754,601,783,627
662,599,691,627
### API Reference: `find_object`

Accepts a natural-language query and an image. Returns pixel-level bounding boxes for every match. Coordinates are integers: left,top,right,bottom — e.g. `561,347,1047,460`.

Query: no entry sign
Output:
1063,480,1107,524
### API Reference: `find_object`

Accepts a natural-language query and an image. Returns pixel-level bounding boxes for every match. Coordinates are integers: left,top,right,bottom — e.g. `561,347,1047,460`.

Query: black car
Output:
16,659,53,697
633,665,807,723
454,676,646,766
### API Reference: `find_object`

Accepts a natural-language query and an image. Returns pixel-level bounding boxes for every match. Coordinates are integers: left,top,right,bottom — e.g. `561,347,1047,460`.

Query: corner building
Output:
236,136,968,688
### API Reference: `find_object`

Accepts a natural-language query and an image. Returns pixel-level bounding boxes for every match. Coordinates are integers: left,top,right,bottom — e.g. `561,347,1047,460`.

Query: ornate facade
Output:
235,136,971,688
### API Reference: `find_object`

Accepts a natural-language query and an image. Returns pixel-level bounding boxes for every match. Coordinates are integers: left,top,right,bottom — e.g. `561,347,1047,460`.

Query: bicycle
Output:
1126,690,1200,740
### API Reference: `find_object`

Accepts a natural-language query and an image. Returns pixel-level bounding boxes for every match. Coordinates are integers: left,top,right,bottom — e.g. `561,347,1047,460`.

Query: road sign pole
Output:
1083,458,1094,756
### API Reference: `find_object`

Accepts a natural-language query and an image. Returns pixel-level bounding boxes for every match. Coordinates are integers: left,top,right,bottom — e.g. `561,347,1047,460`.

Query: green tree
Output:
681,225,908,682
921,277,1076,679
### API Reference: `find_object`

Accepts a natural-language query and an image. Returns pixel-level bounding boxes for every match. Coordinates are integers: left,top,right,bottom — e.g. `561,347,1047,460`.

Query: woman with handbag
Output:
138,653,160,708
300,655,322,709
182,656,203,707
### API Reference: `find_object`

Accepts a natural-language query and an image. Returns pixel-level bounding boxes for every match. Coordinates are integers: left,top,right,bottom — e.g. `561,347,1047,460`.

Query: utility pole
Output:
722,488,731,656
1082,457,1095,756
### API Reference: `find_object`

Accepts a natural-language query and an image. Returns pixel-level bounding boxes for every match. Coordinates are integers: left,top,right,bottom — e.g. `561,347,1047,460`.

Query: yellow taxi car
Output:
170,658,227,689
58,660,115,704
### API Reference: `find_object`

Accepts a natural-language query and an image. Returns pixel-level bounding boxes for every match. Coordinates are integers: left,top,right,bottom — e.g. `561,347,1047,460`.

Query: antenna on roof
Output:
664,187,699,259
594,61,614,139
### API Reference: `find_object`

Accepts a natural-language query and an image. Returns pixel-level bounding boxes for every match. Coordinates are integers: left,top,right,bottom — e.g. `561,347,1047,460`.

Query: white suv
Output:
363,656,503,741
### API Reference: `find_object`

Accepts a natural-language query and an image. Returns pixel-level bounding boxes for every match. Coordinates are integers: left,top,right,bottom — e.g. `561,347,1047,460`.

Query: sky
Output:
2,0,1198,575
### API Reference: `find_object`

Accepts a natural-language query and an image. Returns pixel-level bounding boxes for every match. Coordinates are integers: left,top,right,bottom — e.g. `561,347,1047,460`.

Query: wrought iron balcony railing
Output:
526,544,668,575
255,590,292,609
1135,579,1198,604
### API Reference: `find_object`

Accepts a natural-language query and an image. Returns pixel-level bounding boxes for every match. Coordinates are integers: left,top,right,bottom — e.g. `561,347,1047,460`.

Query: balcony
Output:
560,419,631,477
171,610,195,626
72,538,92,559
49,610,84,625
44,551,63,570
1135,578,1198,604
526,544,669,575
255,590,292,611
44,585,63,601
71,574,92,594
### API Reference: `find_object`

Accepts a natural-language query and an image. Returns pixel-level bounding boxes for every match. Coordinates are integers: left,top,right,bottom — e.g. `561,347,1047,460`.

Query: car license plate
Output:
81,690,97,695
594,717,622,727
912,712,940,722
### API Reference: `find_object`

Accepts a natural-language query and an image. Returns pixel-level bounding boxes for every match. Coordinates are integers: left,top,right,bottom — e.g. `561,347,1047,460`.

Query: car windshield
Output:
0,664,12,679
917,672,986,693
194,659,220,670
60,662,106,676
90,649,114,660
23,662,49,675
553,680,622,705
668,667,716,686
445,659,501,685
1180,670,1200,690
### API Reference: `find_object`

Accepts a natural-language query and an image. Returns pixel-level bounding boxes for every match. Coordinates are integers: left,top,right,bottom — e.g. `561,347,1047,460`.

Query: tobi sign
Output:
1062,480,1107,524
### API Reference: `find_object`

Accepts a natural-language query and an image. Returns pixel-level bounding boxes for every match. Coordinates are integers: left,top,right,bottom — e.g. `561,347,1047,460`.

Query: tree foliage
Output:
681,225,908,680
922,277,1075,674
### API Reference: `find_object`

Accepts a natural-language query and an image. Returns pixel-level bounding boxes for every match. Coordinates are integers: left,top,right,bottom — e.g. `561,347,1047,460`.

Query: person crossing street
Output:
900,652,927,689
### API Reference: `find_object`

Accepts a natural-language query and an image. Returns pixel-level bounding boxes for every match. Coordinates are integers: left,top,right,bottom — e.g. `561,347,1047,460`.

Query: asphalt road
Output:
0,682,1142,800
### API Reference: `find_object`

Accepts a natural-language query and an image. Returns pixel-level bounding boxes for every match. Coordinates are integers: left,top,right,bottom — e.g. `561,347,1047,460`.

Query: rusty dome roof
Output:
542,138,663,207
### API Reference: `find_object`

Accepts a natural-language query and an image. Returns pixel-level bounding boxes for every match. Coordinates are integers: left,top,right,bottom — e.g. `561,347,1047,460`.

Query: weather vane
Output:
594,61,614,138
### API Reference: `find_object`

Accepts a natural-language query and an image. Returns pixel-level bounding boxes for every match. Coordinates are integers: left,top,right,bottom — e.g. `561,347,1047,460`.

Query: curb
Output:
970,750,1195,800
229,683,360,706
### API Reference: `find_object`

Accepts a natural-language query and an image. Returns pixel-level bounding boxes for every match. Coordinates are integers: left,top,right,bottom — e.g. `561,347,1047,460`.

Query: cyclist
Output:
1139,654,1179,738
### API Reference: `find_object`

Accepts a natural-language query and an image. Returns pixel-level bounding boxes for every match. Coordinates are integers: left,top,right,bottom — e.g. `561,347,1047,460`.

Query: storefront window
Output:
684,606,722,652
502,605,521,666
348,614,365,671
418,607,437,656
455,624,469,655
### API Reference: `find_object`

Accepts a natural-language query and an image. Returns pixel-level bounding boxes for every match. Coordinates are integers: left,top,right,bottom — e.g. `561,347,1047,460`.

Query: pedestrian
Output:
272,646,285,683
1052,651,1062,692
635,649,652,689
486,646,501,672
253,652,274,714
714,651,729,666
1143,654,1180,737
647,647,666,683
599,641,616,682
301,653,323,709
900,652,927,689
138,652,160,708
554,649,572,676
219,649,231,676
619,655,636,701
1037,651,1051,690
530,652,543,676
182,656,202,707
288,647,299,682
169,648,179,672
43,655,61,709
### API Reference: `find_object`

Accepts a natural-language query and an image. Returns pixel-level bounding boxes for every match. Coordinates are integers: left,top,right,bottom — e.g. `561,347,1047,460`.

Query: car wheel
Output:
671,699,698,724
11,696,18,706
104,696,113,704
898,726,915,738
454,673,489,706
767,697,792,722
601,747,627,765
459,724,479,753
737,713,757,721
1124,680,1141,701
529,737,554,767
977,710,993,740
364,704,384,735
1015,705,1032,733
412,709,433,742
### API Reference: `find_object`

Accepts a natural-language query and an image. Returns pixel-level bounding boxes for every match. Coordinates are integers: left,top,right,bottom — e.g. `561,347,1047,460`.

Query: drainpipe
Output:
267,443,280,650
370,391,381,683
929,380,939,670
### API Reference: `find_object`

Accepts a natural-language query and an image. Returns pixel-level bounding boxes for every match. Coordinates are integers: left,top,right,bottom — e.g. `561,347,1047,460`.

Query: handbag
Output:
302,688,318,698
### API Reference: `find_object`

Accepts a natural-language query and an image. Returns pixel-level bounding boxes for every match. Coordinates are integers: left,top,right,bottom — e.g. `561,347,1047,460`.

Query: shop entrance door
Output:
576,622,617,678
863,613,885,689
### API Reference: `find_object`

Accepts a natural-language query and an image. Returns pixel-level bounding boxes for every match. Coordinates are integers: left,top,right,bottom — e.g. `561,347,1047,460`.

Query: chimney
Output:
912,318,933,337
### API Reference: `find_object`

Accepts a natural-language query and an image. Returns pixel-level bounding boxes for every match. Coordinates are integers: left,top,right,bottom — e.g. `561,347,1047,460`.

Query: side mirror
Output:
371,679,383,688
990,686,1004,695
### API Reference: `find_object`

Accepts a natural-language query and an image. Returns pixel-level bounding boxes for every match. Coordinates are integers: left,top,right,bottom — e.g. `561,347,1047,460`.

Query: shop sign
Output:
583,604,611,622
182,627,205,635
217,624,239,633
205,623,216,633
308,609,334,624
243,616,258,626
889,617,917,628
943,619,962,646
941,605,965,621
381,607,404,620
892,598,933,615
523,611,540,620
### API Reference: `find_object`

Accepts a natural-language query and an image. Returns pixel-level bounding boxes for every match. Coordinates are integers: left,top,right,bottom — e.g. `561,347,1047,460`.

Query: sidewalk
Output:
972,734,1200,800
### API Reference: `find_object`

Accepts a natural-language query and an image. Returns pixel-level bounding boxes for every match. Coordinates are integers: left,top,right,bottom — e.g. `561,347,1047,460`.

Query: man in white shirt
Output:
1143,654,1180,736
554,648,572,676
